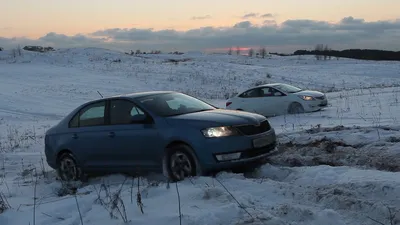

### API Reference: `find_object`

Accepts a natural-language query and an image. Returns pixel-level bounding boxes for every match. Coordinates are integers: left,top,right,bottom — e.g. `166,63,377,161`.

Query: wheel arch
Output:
288,101,304,113
165,140,199,162
163,140,203,176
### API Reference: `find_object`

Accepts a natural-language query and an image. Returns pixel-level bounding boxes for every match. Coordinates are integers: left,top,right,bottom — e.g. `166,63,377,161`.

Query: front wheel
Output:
165,145,197,182
288,102,304,114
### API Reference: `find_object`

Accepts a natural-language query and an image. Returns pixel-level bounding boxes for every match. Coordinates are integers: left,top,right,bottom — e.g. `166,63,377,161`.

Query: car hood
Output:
293,90,324,97
166,109,266,127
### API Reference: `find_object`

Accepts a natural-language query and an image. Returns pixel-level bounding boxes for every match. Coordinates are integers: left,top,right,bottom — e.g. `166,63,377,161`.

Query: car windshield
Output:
137,92,216,117
273,84,302,93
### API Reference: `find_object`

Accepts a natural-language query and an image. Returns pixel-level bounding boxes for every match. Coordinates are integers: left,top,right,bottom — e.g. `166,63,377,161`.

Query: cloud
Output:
1,17,400,53
191,15,212,20
233,21,253,28
241,13,274,19
263,20,277,26
261,13,274,18
242,13,259,19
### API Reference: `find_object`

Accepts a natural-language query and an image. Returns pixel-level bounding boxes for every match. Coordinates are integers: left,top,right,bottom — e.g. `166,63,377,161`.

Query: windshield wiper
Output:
165,109,213,117
191,109,213,113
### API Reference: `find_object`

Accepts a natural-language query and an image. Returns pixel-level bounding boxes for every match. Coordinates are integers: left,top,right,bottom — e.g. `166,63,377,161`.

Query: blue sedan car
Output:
44,91,277,182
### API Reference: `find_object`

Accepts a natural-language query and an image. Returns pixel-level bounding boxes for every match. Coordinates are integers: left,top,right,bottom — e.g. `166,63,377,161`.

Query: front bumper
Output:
195,129,277,172
303,99,328,112
209,141,277,172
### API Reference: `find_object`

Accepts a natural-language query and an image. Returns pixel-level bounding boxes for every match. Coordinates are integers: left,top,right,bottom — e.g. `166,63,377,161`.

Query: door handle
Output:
72,133,78,139
108,132,115,138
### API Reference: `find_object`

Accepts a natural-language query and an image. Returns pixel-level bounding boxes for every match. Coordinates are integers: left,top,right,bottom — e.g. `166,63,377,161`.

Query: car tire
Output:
288,102,304,114
165,145,197,182
57,152,83,182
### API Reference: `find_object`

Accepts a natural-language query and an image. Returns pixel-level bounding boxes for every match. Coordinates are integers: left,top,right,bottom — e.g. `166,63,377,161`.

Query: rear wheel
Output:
288,102,304,114
57,152,83,182
165,145,197,182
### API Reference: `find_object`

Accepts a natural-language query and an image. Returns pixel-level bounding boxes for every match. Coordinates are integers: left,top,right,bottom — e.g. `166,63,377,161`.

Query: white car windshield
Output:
273,84,302,93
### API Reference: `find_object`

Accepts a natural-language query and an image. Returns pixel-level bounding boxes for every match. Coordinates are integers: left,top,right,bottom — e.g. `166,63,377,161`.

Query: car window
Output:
166,98,198,110
239,88,261,98
260,87,284,97
260,87,273,96
110,99,145,125
273,84,302,93
130,106,145,116
138,92,215,117
79,101,105,127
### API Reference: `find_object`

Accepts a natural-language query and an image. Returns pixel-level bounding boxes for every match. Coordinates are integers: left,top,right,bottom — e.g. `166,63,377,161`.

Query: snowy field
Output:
0,48,400,225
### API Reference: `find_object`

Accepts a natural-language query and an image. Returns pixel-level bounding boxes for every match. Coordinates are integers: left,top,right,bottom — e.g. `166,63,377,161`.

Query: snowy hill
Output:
0,48,400,225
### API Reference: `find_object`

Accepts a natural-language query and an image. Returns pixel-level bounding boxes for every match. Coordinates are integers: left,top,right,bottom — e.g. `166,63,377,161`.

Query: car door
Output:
236,88,266,115
108,99,163,171
68,100,116,169
258,87,288,116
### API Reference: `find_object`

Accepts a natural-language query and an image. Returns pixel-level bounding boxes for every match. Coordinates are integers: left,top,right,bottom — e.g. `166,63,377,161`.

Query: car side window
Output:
260,87,273,96
110,99,145,125
262,87,284,97
79,101,106,127
239,88,262,98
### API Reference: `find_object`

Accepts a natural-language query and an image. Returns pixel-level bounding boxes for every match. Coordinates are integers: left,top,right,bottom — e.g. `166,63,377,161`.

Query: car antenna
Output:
97,91,103,98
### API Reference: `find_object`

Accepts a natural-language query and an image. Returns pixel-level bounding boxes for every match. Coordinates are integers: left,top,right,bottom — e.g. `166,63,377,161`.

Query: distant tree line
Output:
226,44,400,61
23,46,55,52
269,52,292,56
125,49,165,55
228,46,268,58
294,44,400,61
1,45,56,54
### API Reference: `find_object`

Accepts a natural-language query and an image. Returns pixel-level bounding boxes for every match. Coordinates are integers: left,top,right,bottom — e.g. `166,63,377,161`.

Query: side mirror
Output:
131,114,148,123
274,92,283,96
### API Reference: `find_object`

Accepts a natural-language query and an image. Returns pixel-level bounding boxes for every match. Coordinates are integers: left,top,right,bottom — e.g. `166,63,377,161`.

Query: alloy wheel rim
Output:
60,157,77,181
170,152,192,181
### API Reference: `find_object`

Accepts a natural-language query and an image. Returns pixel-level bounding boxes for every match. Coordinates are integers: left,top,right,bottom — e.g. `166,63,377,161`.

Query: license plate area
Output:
252,135,272,148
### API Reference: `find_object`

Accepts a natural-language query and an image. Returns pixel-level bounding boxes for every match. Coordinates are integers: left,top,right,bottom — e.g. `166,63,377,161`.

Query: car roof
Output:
86,91,177,103
256,83,283,88
110,91,176,99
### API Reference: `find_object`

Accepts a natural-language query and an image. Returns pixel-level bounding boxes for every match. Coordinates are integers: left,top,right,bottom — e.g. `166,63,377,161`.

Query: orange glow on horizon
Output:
205,47,257,52
2,0,400,39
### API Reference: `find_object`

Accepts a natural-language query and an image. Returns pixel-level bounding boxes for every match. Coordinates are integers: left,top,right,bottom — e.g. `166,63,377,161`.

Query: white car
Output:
226,83,328,117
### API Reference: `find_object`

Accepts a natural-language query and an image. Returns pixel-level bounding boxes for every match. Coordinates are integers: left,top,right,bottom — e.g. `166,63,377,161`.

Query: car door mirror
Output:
274,92,283,96
131,114,148,123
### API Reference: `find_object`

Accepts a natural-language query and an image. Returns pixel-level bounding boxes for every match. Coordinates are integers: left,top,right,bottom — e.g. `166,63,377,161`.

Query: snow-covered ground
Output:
1,48,400,225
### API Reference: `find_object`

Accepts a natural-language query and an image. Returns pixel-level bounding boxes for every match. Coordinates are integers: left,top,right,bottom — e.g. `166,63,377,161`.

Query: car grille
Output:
319,100,328,106
315,95,325,100
235,120,271,135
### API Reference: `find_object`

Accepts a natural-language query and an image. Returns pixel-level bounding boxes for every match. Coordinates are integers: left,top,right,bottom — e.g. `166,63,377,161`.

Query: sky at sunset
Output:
1,0,400,53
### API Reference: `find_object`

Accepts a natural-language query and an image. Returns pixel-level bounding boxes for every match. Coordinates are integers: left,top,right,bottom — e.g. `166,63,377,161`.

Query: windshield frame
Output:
135,92,217,117
272,84,302,93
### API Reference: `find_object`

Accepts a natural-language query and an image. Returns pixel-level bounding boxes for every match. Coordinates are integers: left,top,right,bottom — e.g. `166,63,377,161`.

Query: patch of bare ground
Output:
269,125,400,172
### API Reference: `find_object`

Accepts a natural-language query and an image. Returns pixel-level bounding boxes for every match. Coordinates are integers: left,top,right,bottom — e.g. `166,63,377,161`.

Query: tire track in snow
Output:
0,108,63,120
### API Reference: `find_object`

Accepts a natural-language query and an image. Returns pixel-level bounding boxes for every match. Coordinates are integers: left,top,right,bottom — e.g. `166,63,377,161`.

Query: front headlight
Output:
298,95,315,101
201,126,239,138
